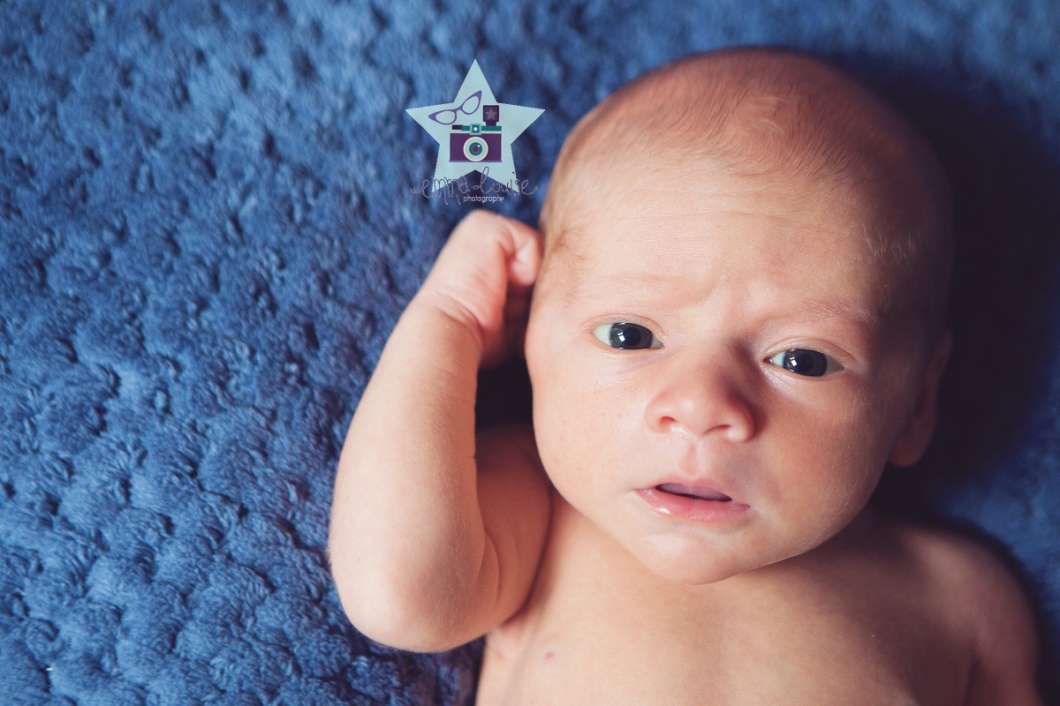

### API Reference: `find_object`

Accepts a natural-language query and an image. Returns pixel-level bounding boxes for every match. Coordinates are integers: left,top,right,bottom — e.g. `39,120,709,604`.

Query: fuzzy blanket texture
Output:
1,0,1059,703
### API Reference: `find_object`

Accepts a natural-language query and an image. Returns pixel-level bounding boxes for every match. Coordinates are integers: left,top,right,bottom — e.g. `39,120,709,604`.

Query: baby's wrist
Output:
404,289,487,361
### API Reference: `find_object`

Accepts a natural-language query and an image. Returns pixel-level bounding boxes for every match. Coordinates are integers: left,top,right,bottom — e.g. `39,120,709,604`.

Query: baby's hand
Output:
414,210,541,369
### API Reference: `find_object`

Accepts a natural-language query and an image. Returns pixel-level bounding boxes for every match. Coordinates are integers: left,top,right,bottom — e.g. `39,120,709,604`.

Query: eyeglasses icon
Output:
428,90,483,125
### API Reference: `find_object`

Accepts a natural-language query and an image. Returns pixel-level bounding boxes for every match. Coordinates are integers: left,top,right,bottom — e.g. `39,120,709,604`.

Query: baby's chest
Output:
477,546,969,706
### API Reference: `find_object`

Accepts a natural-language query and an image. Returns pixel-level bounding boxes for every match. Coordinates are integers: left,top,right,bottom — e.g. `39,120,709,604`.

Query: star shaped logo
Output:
407,61,543,192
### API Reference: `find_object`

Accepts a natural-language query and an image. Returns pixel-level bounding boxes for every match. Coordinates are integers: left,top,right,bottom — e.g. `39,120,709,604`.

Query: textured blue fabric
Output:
1,0,1058,703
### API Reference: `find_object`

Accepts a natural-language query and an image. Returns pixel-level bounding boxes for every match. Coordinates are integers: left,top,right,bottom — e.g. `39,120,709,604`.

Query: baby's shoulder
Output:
882,515,1040,696
889,517,1030,616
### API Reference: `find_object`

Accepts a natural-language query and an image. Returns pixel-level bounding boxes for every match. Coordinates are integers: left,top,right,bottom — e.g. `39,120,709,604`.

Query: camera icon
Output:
450,104,502,163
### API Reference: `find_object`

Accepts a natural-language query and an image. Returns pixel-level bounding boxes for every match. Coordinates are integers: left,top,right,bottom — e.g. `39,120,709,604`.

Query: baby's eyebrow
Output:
578,273,878,320
566,271,668,300
796,297,880,328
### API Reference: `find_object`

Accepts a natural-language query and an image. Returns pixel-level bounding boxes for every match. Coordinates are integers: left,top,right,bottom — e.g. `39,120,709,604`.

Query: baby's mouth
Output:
637,483,748,523
655,483,731,502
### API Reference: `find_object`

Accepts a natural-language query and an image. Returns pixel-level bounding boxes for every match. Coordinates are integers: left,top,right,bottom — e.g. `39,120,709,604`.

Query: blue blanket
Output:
1,1,1058,703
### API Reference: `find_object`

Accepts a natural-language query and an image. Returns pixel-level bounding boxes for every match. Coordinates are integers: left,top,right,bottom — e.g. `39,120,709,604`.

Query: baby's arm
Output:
328,211,551,653
954,540,1043,705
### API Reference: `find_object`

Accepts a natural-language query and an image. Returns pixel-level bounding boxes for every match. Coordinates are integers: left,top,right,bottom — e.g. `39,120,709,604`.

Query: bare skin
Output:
477,492,1038,705
329,50,1042,704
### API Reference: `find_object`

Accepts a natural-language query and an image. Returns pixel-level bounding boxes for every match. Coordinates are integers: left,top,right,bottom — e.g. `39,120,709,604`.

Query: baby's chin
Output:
629,522,866,587
626,531,778,586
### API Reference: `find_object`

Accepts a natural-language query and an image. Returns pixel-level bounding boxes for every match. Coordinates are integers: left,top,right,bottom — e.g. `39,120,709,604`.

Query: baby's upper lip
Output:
640,448,744,502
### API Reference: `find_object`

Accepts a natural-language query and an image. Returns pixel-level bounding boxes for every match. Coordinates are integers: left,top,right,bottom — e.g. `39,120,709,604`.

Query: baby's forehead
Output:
541,172,933,342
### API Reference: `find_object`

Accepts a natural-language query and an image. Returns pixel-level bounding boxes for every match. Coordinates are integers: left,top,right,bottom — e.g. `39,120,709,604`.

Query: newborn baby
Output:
329,47,1043,704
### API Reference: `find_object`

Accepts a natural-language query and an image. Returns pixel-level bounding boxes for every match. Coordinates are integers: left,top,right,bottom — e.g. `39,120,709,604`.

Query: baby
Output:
329,47,1043,704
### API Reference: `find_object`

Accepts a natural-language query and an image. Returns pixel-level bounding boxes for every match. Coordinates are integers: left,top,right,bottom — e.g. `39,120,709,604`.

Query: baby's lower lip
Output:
637,486,750,524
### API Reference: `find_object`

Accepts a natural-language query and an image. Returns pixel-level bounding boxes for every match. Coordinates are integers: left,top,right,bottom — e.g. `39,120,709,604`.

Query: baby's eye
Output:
767,349,841,377
592,322,662,350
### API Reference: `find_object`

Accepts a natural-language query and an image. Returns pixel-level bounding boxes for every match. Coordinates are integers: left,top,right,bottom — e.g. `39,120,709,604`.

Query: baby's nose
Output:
643,343,757,441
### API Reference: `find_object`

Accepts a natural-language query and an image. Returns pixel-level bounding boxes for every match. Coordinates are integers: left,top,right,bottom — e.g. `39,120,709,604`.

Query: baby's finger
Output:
502,217,541,289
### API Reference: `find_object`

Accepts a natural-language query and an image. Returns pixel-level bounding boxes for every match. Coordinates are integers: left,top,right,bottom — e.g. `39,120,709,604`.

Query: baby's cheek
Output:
797,450,880,538
761,425,872,528
533,405,587,491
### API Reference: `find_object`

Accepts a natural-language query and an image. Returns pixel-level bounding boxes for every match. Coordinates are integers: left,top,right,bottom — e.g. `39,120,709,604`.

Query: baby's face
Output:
525,157,933,584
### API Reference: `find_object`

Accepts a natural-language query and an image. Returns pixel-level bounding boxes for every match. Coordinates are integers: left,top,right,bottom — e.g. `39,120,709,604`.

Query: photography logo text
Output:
407,61,543,204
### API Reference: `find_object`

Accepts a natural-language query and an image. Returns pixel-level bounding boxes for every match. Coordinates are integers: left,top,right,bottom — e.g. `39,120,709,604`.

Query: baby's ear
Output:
887,331,953,468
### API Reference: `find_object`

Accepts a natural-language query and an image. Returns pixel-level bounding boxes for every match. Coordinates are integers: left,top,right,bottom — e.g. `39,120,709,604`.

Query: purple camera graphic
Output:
449,104,502,163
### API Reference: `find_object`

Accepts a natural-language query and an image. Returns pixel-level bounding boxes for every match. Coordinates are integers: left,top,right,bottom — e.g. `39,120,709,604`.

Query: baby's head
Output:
523,47,954,584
